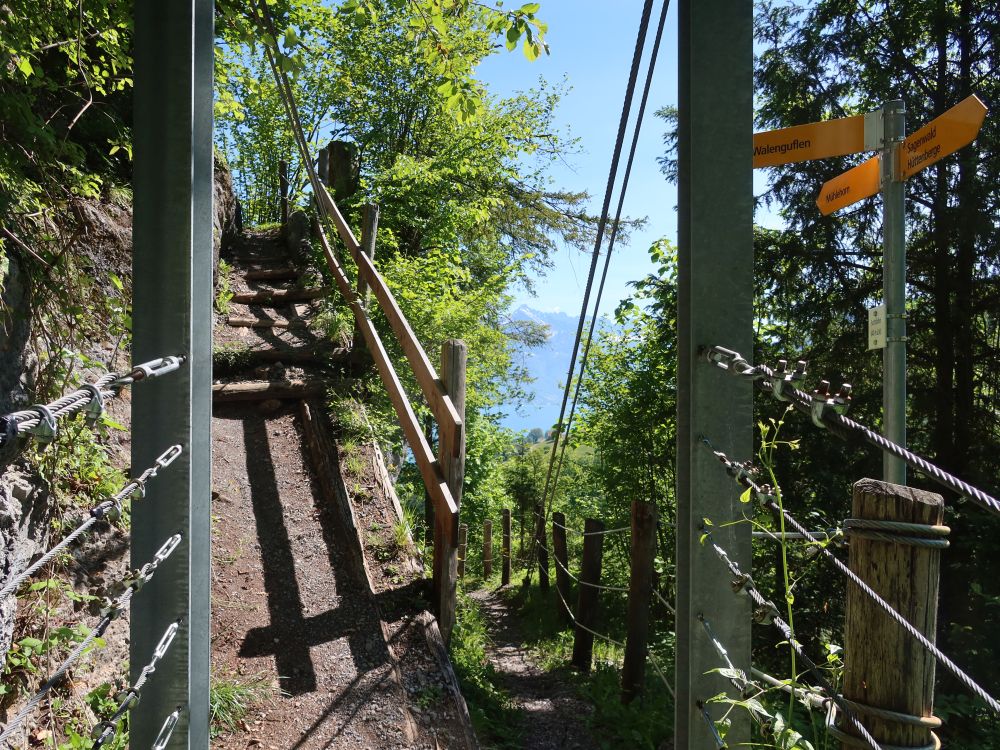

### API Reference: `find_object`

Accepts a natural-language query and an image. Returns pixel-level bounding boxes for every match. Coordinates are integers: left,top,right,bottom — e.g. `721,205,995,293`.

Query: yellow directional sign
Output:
816,155,882,215
753,115,866,168
899,94,988,179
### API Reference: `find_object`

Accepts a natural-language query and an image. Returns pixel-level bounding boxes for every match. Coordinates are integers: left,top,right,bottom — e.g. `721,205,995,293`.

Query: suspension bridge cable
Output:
91,621,180,749
704,534,883,750
0,534,182,743
536,0,657,531
545,0,671,516
703,439,1000,714
0,444,183,599
0,356,183,446
703,345,1000,517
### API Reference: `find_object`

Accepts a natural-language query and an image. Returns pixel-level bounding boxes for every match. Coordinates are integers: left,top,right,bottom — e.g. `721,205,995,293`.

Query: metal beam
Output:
675,0,753,746
131,1,213,748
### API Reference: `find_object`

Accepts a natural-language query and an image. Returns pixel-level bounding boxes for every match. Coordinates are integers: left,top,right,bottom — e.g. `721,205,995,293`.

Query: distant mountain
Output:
499,305,615,434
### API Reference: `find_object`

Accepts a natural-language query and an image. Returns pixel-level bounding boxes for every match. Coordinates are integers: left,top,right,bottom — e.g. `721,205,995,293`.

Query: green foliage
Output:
210,674,279,737
450,593,520,748
215,259,235,314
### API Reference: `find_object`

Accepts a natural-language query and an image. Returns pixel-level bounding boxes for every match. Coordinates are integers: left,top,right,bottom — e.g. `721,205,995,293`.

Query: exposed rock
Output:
285,209,311,261
0,469,50,658
214,154,241,286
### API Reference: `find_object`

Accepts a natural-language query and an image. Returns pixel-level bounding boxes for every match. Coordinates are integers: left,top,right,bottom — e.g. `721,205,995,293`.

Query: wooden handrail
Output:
315,184,464,458
314,219,459,541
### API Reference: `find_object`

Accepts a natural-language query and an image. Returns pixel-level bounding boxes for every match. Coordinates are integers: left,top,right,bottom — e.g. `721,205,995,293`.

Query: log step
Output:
212,378,331,402
245,346,350,365
245,267,301,281
230,287,330,305
227,315,308,329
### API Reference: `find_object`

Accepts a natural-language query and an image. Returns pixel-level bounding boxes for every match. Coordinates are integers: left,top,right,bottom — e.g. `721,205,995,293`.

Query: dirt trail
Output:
471,589,598,750
210,229,474,749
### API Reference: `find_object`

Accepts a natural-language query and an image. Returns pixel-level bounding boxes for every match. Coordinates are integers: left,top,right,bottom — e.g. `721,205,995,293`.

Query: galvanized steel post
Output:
132,1,213,747
676,0,753,746
881,100,907,485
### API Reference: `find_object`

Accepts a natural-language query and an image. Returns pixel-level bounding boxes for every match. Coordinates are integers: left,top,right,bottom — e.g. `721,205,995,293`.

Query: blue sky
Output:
477,0,680,315
477,1,781,316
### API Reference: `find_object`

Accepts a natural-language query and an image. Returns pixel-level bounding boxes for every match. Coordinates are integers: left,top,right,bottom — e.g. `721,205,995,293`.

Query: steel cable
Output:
544,0,671,519
705,536,883,750
704,441,1000,714
703,346,1000,517
0,533,181,743
0,445,183,599
536,0,658,531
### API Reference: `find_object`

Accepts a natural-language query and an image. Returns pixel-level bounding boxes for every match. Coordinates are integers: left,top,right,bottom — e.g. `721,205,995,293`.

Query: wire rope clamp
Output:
730,572,754,597
769,359,807,402
80,383,106,426
25,404,58,444
130,355,185,382
810,381,852,428
753,602,780,625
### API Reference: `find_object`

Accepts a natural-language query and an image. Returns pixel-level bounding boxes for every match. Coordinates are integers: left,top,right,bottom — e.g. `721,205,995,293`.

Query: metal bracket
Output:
80,384,106,426
863,108,884,151
25,405,58,443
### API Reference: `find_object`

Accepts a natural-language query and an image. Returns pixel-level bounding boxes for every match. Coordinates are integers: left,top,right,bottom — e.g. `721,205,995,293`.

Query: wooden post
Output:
457,523,468,579
502,509,511,586
622,501,657,703
423,416,434,546
483,519,493,579
435,339,466,641
534,503,549,590
317,146,329,186
552,512,572,622
278,159,289,228
571,518,604,673
842,479,943,748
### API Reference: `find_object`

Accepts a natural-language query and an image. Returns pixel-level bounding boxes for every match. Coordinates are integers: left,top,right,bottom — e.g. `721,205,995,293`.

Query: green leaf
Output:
519,2,541,13
739,487,752,503
17,57,33,78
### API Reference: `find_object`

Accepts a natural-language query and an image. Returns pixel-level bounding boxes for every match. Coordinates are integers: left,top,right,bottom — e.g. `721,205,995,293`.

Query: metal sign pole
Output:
881,100,907,485
676,0,753,746
132,1,213,747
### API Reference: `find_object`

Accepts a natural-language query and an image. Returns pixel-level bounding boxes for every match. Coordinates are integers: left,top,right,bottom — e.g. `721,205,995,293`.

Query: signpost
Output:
755,94,988,484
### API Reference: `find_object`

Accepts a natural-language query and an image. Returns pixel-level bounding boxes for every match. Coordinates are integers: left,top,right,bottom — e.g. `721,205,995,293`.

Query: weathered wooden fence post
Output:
571,518,605,673
622,501,657,703
423,416,434,546
841,479,944,748
435,339,466,640
278,158,289,228
483,519,493,579
552,511,572,622
534,503,550,589
502,508,511,586
457,523,468,579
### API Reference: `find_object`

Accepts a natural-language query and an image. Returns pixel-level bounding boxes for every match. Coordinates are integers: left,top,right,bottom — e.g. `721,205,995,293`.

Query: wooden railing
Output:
263,42,464,638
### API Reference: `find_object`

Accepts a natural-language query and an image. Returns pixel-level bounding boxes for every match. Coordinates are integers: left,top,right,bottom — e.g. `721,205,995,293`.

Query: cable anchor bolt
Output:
769,359,806,402
753,602,780,625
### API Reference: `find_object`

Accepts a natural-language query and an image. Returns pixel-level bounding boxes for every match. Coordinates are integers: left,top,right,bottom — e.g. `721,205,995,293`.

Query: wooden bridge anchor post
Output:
622,500,657,703
842,479,943,748
435,339,466,641
571,518,605,673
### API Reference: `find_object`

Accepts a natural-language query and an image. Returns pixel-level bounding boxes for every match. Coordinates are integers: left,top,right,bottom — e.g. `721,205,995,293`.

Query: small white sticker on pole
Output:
868,303,886,350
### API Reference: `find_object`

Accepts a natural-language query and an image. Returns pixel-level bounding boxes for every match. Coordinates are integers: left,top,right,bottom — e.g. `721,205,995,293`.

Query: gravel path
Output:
471,589,598,750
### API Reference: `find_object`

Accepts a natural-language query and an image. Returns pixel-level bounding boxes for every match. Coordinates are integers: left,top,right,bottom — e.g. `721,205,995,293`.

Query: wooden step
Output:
245,267,301,281
230,287,330,305
245,346,350,365
212,378,331,402
226,315,308,329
